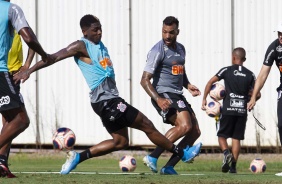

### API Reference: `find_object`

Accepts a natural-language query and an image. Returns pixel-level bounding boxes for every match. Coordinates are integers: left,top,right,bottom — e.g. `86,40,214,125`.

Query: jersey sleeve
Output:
215,67,228,80
8,3,29,33
263,42,276,66
143,44,164,74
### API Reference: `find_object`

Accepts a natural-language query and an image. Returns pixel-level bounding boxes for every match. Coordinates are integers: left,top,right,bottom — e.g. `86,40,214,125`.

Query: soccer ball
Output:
250,158,266,173
205,100,221,117
209,83,226,101
52,127,76,151
119,155,137,172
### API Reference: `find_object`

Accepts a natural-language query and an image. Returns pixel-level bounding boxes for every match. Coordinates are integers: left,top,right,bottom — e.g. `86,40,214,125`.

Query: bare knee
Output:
177,123,192,136
18,114,30,132
113,138,129,150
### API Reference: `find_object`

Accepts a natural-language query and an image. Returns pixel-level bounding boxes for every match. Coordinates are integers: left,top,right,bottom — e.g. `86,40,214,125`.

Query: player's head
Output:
232,47,246,64
162,16,179,47
80,15,102,44
275,22,282,44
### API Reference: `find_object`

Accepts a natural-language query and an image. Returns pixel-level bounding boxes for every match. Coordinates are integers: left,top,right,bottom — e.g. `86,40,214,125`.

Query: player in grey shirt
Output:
141,16,202,175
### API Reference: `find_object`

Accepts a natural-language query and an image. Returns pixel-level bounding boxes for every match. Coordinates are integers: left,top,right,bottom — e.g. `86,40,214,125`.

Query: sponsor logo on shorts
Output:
177,100,186,108
117,102,127,112
0,96,10,107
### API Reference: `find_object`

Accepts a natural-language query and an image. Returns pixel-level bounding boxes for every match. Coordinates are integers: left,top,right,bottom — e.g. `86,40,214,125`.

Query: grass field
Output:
2,150,282,184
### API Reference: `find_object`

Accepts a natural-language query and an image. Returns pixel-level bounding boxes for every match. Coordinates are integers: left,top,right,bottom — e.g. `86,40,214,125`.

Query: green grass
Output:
2,151,282,184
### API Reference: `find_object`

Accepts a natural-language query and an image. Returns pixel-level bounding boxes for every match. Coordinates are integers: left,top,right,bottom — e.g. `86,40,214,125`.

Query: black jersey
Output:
263,39,282,91
216,65,256,116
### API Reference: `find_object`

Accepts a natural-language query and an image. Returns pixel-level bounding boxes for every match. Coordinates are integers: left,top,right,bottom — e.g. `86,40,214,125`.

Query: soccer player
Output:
13,14,202,175
140,16,202,175
0,0,49,177
0,31,35,178
202,47,260,174
247,23,282,176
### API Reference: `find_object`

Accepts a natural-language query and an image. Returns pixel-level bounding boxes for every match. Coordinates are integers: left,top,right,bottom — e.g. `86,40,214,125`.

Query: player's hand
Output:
201,99,207,110
247,98,256,111
13,69,31,84
156,97,172,112
188,84,201,97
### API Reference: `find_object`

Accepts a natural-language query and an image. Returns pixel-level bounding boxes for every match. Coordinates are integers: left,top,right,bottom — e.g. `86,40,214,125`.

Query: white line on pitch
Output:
13,171,205,175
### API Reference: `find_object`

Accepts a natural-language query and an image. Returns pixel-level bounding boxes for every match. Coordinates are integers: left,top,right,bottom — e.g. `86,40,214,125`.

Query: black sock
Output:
170,145,184,158
149,147,165,159
0,155,7,166
79,149,92,163
279,127,282,145
223,149,230,156
231,161,237,168
164,153,180,168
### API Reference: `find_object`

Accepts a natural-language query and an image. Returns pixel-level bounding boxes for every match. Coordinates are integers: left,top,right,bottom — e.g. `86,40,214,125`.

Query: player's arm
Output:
247,65,271,110
13,41,86,83
201,76,219,110
183,69,201,97
9,4,48,60
19,27,47,60
20,48,35,71
140,71,171,111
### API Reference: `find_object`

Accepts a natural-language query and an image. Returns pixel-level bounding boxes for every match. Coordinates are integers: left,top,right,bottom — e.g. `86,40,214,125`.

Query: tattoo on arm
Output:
140,72,159,101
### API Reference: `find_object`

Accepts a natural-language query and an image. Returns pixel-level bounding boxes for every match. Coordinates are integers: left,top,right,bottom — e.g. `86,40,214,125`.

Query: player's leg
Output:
277,95,282,145
144,93,202,173
0,107,29,177
276,94,282,176
60,98,133,174
60,127,130,175
161,115,201,175
230,138,240,173
148,111,192,159
131,111,202,164
0,116,11,164
0,116,15,178
229,116,247,174
217,115,234,173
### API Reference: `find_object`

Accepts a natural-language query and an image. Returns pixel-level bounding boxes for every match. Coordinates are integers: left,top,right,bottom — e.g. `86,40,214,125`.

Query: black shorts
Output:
91,97,139,134
0,72,24,112
151,92,194,124
217,115,247,140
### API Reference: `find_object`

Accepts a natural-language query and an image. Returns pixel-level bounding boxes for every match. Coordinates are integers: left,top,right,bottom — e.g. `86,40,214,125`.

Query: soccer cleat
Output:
275,172,282,176
229,167,237,174
222,153,232,173
0,164,9,177
0,164,16,178
181,142,202,163
143,155,158,173
160,166,178,175
60,150,80,175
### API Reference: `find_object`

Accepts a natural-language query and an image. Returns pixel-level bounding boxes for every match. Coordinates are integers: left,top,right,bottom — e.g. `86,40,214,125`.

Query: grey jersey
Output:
9,3,29,33
144,40,186,94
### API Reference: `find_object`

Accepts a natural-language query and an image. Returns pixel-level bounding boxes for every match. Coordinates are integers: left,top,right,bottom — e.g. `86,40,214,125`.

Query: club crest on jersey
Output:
177,100,186,108
117,102,127,112
0,96,10,107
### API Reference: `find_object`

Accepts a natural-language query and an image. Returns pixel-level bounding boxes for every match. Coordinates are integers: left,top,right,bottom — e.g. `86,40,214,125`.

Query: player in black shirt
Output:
202,48,260,174
247,23,282,176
